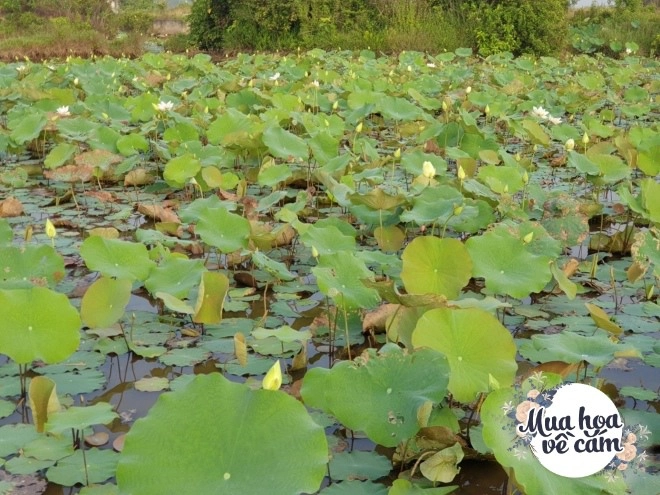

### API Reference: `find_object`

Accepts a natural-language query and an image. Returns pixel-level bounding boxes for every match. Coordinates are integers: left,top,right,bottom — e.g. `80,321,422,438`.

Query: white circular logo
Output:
516,383,624,478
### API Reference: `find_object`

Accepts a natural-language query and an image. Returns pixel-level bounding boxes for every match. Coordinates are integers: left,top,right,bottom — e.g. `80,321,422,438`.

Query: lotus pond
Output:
0,49,658,495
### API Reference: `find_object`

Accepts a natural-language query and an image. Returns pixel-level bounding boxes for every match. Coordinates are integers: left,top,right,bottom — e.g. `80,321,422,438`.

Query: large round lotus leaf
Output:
401,237,472,299
80,236,155,281
116,373,328,495
481,388,627,495
400,185,463,225
195,206,250,253
465,227,553,299
81,277,132,328
412,308,517,403
163,154,201,188
301,345,449,447
0,287,80,364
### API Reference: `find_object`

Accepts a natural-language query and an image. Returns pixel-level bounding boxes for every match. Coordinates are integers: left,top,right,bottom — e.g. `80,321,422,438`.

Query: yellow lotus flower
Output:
263,360,282,391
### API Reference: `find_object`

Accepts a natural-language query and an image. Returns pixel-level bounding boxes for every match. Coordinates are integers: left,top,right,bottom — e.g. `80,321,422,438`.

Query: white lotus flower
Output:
312,80,319,88
269,72,280,81
156,100,174,112
16,65,27,73
426,62,436,68
547,115,562,125
625,48,632,55
532,106,549,119
422,161,436,179
466,86,472,94
56,106,71,117
565,138,575,150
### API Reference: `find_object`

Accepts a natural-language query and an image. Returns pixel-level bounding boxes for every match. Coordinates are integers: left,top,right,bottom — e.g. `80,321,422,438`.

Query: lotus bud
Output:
332,100,338,110
523,232,534,244
204,106,209,113
356,122,363,133
73,77,79,86
466,86,472,94
311,246,319,258
45,218,56,245
422,161,436,179
442,100,448,112
565,138,575,151
533,144,538,153
453,204,464,216
515,152,521,161
457,165,466,181
389,69,394,77
522,171,529,184
582,132,589,145
324,119,329,126
394,148,401,159
503,184,509,193
262,360,282,391
485,104,490,115
407,65,412,72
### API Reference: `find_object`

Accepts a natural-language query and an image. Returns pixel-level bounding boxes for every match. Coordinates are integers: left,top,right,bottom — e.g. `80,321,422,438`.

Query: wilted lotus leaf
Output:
0,196,24,217
84,431,110,447
137,203,180,223
75,149,123,175
124,168,154,186
117,374,328,495
301,345,449,447
420,442,463,483
44,164,94,183
349,188,407,211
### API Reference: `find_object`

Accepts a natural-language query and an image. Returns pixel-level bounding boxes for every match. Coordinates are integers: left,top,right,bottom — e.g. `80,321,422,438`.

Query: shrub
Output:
467,0,569,57
188,0,233,50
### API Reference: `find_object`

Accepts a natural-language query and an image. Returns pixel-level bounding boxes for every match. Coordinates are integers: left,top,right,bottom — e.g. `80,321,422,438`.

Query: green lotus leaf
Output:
301,345,449,447
0,424,40,458
263,125,308,160
0,287,80,364
478,164,525,194
0,244,65,289
144,256,206,298
401,237,472,299
9,113,46,145
81,277,132,328
45,402,118,434
321,481,388,495
412,308,517,403
44,143,77,169
329,451,391,482
4,455,54,475
163,153,201,188
379,96,425,121
47,449,118,487
313,252,380,310
481,388,627,495
517,331,632,367
116,133,149,157
466,226,554,299
251,250,296,281
388,479,458,494
521,119,550,146
117,374,328,495
80,236,155,281
300,224,356,255
400,186,463,225
195,206,250,253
